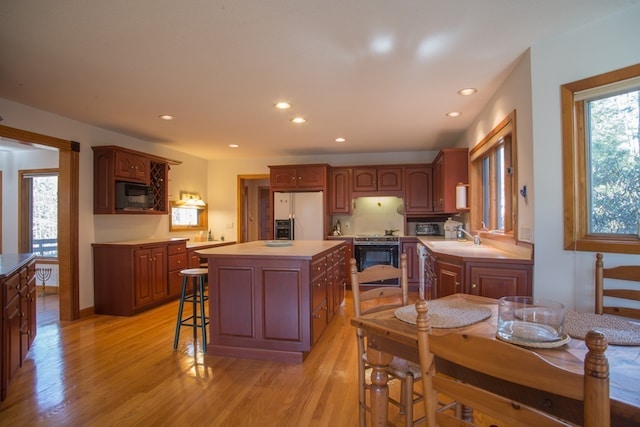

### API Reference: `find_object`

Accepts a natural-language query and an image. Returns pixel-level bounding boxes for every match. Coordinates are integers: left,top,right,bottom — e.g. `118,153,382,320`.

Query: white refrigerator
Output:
273,191,324,240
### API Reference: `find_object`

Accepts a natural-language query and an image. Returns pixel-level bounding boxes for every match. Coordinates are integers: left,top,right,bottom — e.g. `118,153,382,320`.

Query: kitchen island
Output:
197,240,346,363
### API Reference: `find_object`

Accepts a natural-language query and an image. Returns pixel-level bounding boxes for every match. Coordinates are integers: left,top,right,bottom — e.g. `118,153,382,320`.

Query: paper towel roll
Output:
456,184,467,210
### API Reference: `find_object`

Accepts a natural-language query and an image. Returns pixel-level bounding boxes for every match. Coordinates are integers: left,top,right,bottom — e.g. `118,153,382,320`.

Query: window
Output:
169,192,208,231
562,63,640,254
469,111,517,238
19,169,58,257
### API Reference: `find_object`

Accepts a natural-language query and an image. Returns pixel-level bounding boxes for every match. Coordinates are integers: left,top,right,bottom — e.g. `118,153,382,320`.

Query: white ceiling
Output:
1,1,639,160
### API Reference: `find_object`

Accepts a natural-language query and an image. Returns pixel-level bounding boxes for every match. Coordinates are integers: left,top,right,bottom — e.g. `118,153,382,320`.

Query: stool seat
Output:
179,268,208,276
174,268,209,353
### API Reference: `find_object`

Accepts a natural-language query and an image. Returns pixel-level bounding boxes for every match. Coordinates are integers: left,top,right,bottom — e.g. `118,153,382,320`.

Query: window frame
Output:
561,63,640,254
469,111,517,241
169,200,209,232
18,168,59,259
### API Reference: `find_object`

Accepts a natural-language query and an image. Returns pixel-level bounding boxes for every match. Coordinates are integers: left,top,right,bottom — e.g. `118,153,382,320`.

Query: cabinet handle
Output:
313,314,321,319
455,281,461,287
472,283,477,289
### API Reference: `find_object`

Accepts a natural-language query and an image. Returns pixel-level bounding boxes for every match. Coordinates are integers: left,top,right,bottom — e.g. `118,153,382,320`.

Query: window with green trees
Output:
562,63,640,254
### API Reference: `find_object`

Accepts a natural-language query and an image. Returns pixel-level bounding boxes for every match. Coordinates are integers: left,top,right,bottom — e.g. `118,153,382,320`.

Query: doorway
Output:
236,174,270,243
0,124,80,321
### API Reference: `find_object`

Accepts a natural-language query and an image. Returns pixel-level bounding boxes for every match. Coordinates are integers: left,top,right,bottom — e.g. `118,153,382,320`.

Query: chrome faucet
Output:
457,225,481,245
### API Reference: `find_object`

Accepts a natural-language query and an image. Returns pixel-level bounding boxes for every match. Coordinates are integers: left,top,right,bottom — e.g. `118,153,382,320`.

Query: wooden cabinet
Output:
206,242,345,362
467,263,532,299
168,242,188,297
352,166,403,195
436,258,464,298
329,168,352,214
424,245,532,300
269,164,328,191
404,165,433,215
93,145,179,214
114,150,150,183
93,239,188,316
1,255,36,402
401,238,420,288
432,148,468,213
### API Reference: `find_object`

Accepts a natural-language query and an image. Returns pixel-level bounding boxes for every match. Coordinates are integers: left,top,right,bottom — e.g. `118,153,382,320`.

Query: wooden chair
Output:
350,254,423,427
595,252,640,320
415,299,610,427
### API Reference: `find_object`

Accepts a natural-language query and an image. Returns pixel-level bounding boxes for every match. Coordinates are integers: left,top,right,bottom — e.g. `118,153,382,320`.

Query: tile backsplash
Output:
333,196,404,235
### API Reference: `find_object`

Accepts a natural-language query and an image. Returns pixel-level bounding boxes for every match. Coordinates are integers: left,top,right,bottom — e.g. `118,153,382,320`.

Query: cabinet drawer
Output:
169,253,188,271
312,275,326,309
4,273,21,304
168,243,186,255
311,302,328,344
311,257,326,280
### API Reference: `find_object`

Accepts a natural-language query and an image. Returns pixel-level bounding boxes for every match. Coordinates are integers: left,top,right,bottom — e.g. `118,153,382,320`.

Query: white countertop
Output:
197,240,343,258
418,236,533,261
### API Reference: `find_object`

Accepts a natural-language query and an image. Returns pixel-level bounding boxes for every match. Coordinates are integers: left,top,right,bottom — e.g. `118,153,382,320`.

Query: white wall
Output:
455,50,534,244
0,98,209,310
530,5,640,311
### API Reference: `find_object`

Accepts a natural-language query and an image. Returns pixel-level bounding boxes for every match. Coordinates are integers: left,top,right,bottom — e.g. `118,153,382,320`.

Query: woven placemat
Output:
565,311,640,346
395,299,492,329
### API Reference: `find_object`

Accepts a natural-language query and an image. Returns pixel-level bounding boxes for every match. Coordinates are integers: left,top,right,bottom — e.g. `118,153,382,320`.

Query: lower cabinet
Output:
467,264,532,298
1,255,36,402
436,258,464,298
401,238,420,289
208,243,345,362
93,240,187,316
424,247,532,299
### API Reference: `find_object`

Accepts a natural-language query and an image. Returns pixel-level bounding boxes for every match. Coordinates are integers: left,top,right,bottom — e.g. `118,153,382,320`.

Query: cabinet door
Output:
270,166,298,190
405,166,433,214
4,295,22,392
468,265,531,298
436,259,463,298
432,149,468,213
114,151,150,183
377,167,403,192
352,168,378,192
151,246,168,300
134,248,154,307
296,165,326,189
401,239,419,286
329,168,352,214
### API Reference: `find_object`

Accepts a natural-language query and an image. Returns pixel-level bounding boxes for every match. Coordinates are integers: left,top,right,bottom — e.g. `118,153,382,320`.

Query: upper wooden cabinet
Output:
432,148,468,213
114,150,150,184
269,164,328,191
93,146,179,215
329,168,352,214
404,165,433,215
352,166,403,196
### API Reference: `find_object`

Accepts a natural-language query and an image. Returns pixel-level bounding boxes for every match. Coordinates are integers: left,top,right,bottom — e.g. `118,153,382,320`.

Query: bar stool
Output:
173,268,209,353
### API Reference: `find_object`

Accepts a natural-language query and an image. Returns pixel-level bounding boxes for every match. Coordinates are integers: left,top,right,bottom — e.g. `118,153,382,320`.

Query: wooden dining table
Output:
350,293,640,427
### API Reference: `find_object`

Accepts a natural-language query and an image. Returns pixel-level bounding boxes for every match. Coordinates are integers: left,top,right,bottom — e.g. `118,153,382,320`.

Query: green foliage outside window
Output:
588,90,640,235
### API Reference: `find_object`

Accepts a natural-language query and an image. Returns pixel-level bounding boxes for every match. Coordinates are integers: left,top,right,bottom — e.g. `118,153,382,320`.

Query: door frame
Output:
236,174,269,243
0,124,80,321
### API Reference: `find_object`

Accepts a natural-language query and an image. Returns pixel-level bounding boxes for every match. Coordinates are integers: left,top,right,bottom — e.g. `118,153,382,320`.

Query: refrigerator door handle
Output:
290,218,295,240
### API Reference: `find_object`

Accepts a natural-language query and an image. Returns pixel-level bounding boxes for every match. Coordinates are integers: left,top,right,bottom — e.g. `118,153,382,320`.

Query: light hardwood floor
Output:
0,290,418,426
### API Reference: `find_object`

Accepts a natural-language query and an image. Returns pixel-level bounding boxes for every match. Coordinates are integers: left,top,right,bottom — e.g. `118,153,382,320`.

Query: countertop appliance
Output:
274,191,324,240
416,223,440,236
353,234,400,286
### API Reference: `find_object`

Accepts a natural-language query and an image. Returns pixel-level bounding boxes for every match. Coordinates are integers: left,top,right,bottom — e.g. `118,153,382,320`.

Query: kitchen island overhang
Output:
197,240,347,363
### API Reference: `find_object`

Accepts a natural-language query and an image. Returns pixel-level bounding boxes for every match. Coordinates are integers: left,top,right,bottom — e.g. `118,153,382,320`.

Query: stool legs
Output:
174,273,209,353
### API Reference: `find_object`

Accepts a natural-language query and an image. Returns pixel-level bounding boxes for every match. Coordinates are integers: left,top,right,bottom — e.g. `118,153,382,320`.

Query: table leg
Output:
366,346,394,427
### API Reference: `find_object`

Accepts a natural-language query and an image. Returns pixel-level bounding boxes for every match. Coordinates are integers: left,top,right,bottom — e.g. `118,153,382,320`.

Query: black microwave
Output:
116,182,154,210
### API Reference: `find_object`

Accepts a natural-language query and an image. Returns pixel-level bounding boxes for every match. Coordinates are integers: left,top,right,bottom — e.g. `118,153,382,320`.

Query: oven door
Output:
354,244,400,286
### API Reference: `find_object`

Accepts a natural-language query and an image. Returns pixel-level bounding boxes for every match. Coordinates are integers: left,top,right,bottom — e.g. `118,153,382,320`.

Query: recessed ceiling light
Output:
229,144,239,148
446,111,462,117
458,88,477,96
159,114,174,120
274,102,291,110
291,117,306,124
335,137,346,143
